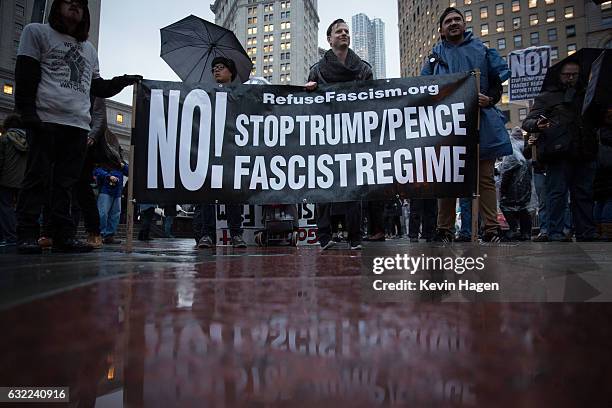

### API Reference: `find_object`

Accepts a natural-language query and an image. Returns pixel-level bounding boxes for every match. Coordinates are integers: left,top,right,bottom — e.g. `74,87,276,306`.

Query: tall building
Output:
398,0,612,129
211,0,319,85
0,0,101,124
351,13,387,79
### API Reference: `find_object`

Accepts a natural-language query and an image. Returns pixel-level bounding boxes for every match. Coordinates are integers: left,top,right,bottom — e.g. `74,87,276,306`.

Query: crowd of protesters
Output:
1,3,610,253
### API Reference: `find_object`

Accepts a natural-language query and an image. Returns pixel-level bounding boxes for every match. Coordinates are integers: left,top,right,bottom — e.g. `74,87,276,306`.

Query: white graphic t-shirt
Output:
18,23,100,131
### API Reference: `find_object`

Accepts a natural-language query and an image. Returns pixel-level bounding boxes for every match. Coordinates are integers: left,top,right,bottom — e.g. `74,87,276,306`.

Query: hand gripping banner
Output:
133,73,478,204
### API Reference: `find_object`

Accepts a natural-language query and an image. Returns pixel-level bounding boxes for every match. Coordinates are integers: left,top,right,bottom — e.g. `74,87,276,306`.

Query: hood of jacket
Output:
5,128,28,152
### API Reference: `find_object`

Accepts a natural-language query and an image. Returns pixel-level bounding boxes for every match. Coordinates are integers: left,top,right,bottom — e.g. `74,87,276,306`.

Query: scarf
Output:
318,49,365,83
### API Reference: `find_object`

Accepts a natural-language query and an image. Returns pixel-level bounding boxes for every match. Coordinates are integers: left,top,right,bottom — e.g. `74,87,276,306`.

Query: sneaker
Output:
482,229,509,243
409,237,419,243
349,241,362,250
532,233,549,242
38,236,53,248
455,235,471,242
231,235,247,248
432,229,454,243
87,233,103,249
320,238,335,250
52,238,94,253
17,239,43,254
197,236,215,248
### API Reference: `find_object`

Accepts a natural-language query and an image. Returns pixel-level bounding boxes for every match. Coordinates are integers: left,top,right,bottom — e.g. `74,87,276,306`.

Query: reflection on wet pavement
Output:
1,240,611,406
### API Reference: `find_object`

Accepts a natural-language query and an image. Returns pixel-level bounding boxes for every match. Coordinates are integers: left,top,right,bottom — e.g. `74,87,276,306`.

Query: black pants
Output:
193,204,243,243
71,148,100,235
17,124,88,242
316,202,361,244
367,201,385,235
409,199,437,239
502,209,532,237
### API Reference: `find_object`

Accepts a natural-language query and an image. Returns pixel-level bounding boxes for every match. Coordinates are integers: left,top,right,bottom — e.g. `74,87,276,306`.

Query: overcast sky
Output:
97,0,401,105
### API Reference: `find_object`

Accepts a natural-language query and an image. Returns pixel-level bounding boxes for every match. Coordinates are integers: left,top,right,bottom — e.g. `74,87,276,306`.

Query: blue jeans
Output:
533,171,571,236
458,198,472,238
594,200,612,223
98,193,121,238
545,161,596,240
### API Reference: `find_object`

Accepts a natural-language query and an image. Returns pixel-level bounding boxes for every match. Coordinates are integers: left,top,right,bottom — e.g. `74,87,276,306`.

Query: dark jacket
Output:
94,163,128,199
522,82,598,163
0,128,28,188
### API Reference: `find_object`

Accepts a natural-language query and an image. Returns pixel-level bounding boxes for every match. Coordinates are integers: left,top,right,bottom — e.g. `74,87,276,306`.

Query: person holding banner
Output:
304,18,373,250
13,0,141,254
522,60,598,242
193,57,247,249
421,7,511,243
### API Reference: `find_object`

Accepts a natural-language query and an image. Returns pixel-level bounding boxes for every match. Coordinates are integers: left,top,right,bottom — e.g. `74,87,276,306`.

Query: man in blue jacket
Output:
421,7,512,243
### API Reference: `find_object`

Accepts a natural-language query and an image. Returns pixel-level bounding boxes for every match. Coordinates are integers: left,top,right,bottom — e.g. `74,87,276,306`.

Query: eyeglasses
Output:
62,0,84,9
211,64,228,72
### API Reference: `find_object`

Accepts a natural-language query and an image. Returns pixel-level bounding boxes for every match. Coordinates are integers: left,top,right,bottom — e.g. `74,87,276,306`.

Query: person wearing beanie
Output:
14,0,142,254
422,7,511,243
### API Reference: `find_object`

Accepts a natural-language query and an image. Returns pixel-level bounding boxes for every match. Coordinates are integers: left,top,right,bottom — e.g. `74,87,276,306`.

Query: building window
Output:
497,38,506,49
545,0,555,4
514,34,522,47
519,108,527,121
513,17,521,29
496,20,505,32
546,10,556,23
15,5,25,17
3,84,13,95
567,43,576,55
450,1,456,7
512,0,520,12
281,1,290,9
464,0,472,4
483,41,490,48
547,28,557,41
528,0,537,8
602,1,612,11
116,113,124,124
564,6,574,19
281,11,290,19
248,17,257,24
247,27,257,34
496,3,504,15
280,22,291,29
530,31,540,45
466,26,473,33
465,10,472,22
480,6,488,19
264,4,273,12
529,14,539,26
551,47,558,60
566,25,576,37
15,23,24,38
481,23,489,36
280,32,291,40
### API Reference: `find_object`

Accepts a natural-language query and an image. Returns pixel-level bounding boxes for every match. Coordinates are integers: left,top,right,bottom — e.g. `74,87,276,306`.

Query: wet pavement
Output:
1,239,612,407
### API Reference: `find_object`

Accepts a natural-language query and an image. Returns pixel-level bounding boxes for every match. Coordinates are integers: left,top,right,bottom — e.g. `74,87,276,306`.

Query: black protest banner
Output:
133,73,478,204
509,46,551,101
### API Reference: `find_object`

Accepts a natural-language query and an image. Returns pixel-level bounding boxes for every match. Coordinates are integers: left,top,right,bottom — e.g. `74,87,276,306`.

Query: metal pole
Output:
125,83,139,253
472,70,481,244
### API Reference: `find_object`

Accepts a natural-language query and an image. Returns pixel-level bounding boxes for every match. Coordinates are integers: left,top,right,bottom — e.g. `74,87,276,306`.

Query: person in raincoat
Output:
499,127,532,240
421,7,511,243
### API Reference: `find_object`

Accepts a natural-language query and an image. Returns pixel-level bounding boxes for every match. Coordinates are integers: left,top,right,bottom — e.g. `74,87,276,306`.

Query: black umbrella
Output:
540,48,605,92
160,15,252,84
582,50,611,125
